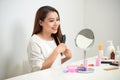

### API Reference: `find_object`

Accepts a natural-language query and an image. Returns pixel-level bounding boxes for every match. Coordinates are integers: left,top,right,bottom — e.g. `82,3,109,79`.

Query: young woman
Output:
27,6,72,72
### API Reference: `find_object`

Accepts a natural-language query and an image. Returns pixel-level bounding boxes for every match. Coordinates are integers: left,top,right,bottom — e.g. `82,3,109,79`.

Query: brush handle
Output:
61,34,66,43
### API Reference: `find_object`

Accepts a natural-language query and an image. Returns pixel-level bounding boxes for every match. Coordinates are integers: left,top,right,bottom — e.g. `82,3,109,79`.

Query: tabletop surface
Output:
5,56,120,80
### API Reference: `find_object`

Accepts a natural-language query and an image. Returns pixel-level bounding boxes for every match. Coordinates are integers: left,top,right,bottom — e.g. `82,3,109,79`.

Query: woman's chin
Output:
52,31,57,34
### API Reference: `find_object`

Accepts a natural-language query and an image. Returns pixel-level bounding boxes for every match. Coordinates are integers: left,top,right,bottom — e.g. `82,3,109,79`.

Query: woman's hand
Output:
54,43,72,63
61,48,72,63
55,43,67,54
63,49,72,59
41,43,67,70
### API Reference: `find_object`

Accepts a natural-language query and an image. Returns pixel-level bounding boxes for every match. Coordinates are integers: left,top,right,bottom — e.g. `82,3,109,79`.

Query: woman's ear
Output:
39,20,42,26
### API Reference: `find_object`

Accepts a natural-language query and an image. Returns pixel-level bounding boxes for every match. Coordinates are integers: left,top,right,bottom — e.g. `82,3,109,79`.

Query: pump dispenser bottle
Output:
95,44,103,66
106,41,115,58
115,46,120,61
98,44,104,59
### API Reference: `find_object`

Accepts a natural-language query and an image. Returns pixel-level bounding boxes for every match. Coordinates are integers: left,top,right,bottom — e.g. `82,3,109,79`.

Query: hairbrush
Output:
61,34,66,43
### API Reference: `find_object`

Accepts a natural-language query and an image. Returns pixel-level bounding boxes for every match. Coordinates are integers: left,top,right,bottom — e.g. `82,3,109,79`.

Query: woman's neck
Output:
38,32,53,41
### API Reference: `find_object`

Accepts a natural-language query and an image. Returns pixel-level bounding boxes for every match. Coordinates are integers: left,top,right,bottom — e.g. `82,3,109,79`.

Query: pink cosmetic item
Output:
84,60,88,71
88,64,94,67
67,65,77,72
96,58,101,66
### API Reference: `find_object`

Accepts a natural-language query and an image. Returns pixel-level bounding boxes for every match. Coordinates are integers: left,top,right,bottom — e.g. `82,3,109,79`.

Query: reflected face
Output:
40,11,60,34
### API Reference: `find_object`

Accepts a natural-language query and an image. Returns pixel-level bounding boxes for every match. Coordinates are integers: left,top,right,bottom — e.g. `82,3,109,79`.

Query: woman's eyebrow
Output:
48,18,54,20
48,17,59,20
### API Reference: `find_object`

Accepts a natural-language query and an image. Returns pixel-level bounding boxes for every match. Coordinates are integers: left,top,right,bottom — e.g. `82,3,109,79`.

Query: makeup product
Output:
88,64,94,67
106,41,115,58
110,61,119,66
98,44,104,58
96,58,101,66
104,67,119,71
110,50,115,59
77,66,86,71
115,46,120,61
84,59,88,71
67,65,77,72
63,68,69,73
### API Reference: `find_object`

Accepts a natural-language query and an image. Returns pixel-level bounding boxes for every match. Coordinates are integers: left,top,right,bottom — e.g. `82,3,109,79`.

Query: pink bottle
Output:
96,58,101,66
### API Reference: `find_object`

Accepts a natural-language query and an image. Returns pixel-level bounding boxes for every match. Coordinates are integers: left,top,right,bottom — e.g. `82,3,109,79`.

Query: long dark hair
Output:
32,6,62,45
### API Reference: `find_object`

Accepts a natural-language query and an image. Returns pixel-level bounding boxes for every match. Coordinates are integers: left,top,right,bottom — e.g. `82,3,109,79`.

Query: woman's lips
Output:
52,27,58,30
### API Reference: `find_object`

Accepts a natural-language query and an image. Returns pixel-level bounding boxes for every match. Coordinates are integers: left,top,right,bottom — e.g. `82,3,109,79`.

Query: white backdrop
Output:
0,0,120,80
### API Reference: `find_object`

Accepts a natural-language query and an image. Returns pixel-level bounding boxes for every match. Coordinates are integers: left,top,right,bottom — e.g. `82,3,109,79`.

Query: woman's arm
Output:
41,49,59,70
41,43,66,70
62,49,72,63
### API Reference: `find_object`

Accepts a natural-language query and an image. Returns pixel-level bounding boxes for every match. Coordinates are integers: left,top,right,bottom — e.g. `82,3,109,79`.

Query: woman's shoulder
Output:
27,34,42,53
29,34,42,44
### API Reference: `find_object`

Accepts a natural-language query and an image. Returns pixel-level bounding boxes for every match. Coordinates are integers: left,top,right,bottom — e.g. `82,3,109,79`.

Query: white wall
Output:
0,0,120,80
84,0,120,57
0,0,84,79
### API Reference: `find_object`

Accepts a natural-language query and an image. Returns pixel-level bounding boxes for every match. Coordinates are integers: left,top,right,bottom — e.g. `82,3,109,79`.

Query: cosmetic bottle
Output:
96,57,101,66
95,44,103,67
110,49,115,59
115,46,120,61
98,44,104,59
106,41,115,58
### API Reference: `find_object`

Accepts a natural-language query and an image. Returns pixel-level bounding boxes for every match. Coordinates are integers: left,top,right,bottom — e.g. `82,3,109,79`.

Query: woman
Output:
27,6,72,72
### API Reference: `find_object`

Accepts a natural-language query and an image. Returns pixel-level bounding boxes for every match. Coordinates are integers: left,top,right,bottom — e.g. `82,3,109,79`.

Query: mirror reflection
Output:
75,28,94,50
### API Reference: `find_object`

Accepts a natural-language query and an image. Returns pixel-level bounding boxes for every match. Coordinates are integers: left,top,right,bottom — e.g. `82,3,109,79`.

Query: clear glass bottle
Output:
106,41,115,58
115,46,120,61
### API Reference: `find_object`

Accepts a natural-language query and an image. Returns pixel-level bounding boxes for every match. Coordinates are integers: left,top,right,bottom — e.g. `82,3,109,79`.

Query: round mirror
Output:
75,28,94,50
75,28,95,73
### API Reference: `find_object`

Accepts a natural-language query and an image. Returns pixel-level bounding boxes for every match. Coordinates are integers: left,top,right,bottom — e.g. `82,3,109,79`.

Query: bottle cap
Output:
112,49,115,53
98,44,103,50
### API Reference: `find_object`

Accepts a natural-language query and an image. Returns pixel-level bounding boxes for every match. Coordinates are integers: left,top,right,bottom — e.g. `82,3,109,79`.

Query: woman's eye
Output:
57,18,60,21
49,20,54,22
49,19,54,22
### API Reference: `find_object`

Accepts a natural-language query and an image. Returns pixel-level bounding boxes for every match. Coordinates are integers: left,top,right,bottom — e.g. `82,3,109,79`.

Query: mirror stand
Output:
81,50,94,73
75,28,95,73
84,50,86,62
83,50,86,66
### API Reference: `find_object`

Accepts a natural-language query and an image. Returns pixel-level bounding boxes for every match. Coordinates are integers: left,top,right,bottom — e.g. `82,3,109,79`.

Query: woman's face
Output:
40,11,60,34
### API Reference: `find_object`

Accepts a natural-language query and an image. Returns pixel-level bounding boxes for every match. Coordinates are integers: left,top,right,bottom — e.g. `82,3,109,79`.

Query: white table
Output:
5,57,120,80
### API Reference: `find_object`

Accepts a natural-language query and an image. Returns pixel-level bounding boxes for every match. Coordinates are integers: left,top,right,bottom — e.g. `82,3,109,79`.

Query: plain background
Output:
0,0,120,80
